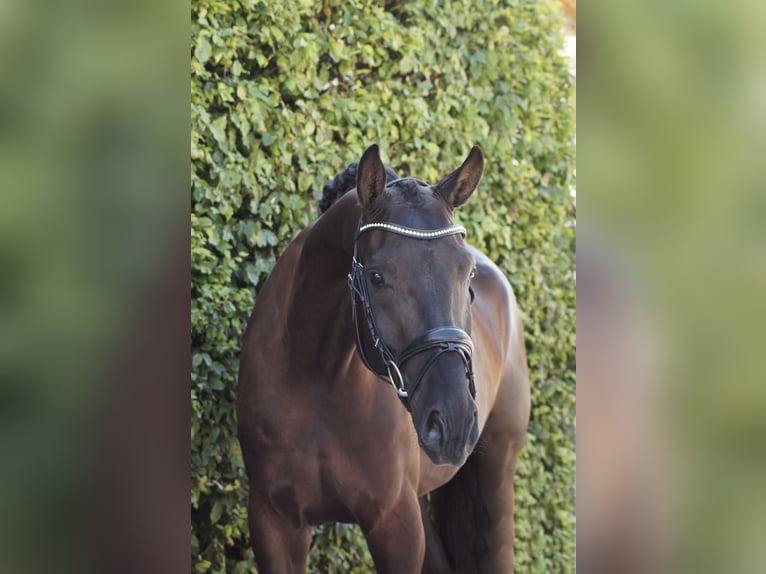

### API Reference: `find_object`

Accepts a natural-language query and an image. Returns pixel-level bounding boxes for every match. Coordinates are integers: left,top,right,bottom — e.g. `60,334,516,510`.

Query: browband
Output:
357,222,466,240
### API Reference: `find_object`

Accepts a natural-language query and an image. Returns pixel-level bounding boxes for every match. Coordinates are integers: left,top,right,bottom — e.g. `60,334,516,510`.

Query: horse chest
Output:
255,400,423,516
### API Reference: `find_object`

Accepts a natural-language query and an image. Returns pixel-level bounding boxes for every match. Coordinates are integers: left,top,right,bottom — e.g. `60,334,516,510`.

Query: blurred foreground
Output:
0,0,189,572
580,0,766,571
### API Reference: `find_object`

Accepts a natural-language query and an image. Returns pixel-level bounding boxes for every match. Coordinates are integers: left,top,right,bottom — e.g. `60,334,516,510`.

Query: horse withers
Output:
236,145,530,573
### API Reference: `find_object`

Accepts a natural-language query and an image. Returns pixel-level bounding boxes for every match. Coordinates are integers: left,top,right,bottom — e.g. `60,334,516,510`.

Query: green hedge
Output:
191,0,575,572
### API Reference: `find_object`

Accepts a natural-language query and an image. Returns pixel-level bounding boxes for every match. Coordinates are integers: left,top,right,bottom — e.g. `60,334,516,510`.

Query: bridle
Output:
347,202,477,412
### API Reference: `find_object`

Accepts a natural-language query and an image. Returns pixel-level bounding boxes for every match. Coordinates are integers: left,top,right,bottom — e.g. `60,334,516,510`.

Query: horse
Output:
236,144,530,573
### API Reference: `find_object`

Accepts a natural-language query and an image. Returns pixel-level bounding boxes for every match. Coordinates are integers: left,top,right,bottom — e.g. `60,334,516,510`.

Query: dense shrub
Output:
191,0,575,572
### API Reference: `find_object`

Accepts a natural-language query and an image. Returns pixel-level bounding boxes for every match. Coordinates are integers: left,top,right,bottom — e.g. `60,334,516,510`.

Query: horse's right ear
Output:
435,145,484,208
356,144,386,207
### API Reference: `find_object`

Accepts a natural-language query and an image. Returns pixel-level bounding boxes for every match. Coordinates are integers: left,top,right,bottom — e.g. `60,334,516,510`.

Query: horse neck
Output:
285,193,361,373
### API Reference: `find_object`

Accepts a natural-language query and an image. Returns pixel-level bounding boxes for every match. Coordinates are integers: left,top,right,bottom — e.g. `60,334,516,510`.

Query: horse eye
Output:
369,271,384,286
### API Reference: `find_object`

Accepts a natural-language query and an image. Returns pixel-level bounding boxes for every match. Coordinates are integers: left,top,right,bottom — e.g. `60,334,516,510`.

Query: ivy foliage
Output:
191,0,575,572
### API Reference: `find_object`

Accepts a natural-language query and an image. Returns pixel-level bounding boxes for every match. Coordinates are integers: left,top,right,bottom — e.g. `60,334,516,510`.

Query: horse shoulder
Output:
468,246,530,448
467,246,515,365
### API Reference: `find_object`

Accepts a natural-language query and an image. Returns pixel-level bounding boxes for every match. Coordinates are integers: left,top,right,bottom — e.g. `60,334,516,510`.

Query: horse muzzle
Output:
418,400,479,466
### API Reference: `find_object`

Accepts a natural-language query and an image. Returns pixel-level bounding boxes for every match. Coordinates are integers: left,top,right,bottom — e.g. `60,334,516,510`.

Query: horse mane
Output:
318,162,399,213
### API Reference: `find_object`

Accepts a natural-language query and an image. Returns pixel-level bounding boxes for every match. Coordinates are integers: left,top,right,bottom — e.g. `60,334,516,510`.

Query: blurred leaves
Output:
191,0,575,572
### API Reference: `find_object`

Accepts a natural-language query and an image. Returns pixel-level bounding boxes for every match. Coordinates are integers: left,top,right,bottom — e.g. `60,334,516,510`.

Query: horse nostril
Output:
425,411,445,445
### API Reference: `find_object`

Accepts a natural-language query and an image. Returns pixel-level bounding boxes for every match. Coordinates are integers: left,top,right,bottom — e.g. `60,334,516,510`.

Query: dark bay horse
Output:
237,145,530,573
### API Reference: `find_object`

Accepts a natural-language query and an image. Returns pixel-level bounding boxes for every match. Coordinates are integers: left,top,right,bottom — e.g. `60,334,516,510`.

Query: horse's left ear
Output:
435,146,484,208
356,144,387,207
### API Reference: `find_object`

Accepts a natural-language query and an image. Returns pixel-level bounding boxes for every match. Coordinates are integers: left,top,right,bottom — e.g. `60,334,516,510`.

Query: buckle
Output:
386,362,407,398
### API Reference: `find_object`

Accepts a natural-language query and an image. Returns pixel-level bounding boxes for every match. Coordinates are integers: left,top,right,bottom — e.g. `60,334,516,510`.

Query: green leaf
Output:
262,131,275,146
209,116,227,144
196,38,211,65
210,500,223,524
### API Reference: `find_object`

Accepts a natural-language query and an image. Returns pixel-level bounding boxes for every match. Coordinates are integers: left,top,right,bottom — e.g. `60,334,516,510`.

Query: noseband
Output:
348,216,477,412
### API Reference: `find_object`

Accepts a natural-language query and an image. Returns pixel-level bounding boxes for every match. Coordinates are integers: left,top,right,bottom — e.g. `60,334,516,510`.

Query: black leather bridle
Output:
348,213,477,412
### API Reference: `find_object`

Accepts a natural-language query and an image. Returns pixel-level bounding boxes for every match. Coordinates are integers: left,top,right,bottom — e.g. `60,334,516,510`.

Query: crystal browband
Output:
357,222,466,240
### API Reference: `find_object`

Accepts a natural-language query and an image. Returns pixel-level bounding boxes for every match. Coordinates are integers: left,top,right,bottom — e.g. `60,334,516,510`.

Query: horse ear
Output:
356,144,387,207
435,146,484,208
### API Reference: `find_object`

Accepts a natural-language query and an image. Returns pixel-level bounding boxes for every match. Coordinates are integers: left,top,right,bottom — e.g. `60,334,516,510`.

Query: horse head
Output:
350,144,484,466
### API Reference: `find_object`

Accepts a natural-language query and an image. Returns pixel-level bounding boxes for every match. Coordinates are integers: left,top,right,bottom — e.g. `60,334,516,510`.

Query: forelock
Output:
386,178,430,208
